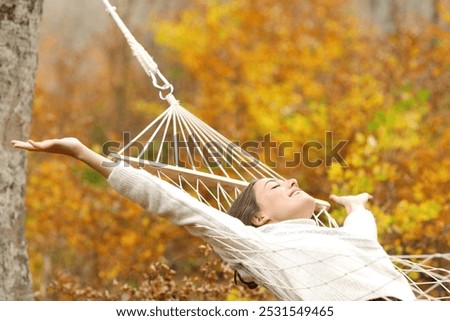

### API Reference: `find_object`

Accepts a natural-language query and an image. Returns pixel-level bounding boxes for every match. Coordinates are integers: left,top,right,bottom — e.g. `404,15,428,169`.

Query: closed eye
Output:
263,179,281,190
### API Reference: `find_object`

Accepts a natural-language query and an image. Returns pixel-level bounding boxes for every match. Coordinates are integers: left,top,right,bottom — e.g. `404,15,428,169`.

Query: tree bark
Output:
0,0,43,300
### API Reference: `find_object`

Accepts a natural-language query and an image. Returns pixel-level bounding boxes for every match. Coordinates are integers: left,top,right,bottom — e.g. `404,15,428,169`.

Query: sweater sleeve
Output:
107,164,263,259
342,209,378,241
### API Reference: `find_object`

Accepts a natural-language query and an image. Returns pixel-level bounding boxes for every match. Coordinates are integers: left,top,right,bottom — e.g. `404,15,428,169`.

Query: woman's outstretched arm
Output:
11,138,115,178
11,137,261,250
13,137,264,266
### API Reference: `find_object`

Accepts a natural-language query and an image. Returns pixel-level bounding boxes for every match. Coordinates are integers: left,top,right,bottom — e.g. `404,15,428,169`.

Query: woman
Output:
11,138,415,301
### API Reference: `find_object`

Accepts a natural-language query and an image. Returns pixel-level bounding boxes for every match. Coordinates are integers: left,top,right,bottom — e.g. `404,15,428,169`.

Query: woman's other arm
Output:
330,193,378,240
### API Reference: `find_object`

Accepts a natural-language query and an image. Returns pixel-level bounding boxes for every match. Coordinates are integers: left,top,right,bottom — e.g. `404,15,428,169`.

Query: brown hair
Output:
227,180,260,289
227,180,260,226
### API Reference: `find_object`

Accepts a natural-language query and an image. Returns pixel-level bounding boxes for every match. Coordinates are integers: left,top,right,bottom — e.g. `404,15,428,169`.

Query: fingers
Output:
330,193,372,201
329,194,344,206
11,139,23,146
358,193,373,202
11,140,31,150
329,194,339,202
329,193,373,211
11,139,43,151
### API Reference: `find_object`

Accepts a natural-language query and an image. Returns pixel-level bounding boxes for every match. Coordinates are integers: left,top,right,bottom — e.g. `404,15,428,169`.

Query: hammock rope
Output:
102,0,449,300
103,0,174,102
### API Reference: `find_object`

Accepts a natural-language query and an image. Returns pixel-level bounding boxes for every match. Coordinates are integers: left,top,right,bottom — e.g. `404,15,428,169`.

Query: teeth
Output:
293,191,301,196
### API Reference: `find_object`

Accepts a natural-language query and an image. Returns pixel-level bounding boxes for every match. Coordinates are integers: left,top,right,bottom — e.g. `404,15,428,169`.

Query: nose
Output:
285,178,298,189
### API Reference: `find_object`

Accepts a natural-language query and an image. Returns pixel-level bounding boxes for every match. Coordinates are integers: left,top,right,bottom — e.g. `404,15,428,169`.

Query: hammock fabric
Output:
102,0,449,300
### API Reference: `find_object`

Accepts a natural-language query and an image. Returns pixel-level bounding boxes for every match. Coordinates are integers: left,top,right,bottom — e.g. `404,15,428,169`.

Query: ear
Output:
251,212,271,227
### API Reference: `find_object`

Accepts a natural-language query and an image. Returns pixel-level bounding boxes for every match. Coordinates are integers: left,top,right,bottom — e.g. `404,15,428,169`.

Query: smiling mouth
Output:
290,190,302,197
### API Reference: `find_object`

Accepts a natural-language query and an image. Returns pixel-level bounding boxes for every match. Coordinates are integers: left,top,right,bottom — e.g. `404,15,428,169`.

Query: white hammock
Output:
102,0,449,300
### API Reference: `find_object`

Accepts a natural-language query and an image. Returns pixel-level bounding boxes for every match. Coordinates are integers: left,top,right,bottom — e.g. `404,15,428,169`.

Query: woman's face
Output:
251,178,315,226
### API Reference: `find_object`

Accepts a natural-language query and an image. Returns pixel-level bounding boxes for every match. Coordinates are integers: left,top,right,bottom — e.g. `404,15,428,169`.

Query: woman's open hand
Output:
12,137,114,178
11,138,85,159
330,193,373,213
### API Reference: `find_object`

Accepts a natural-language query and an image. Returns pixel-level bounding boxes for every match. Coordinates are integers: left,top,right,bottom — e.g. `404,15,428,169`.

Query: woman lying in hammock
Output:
12,137,416,301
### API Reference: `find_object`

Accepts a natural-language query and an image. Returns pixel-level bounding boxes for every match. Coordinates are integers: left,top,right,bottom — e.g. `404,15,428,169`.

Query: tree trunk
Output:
0,0,43,300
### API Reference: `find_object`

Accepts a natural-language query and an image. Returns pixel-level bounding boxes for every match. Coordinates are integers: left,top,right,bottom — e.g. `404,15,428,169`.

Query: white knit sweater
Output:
107,164,416,301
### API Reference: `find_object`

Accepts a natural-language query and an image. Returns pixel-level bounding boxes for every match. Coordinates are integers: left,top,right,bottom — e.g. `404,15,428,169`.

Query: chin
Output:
304,203,316,218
